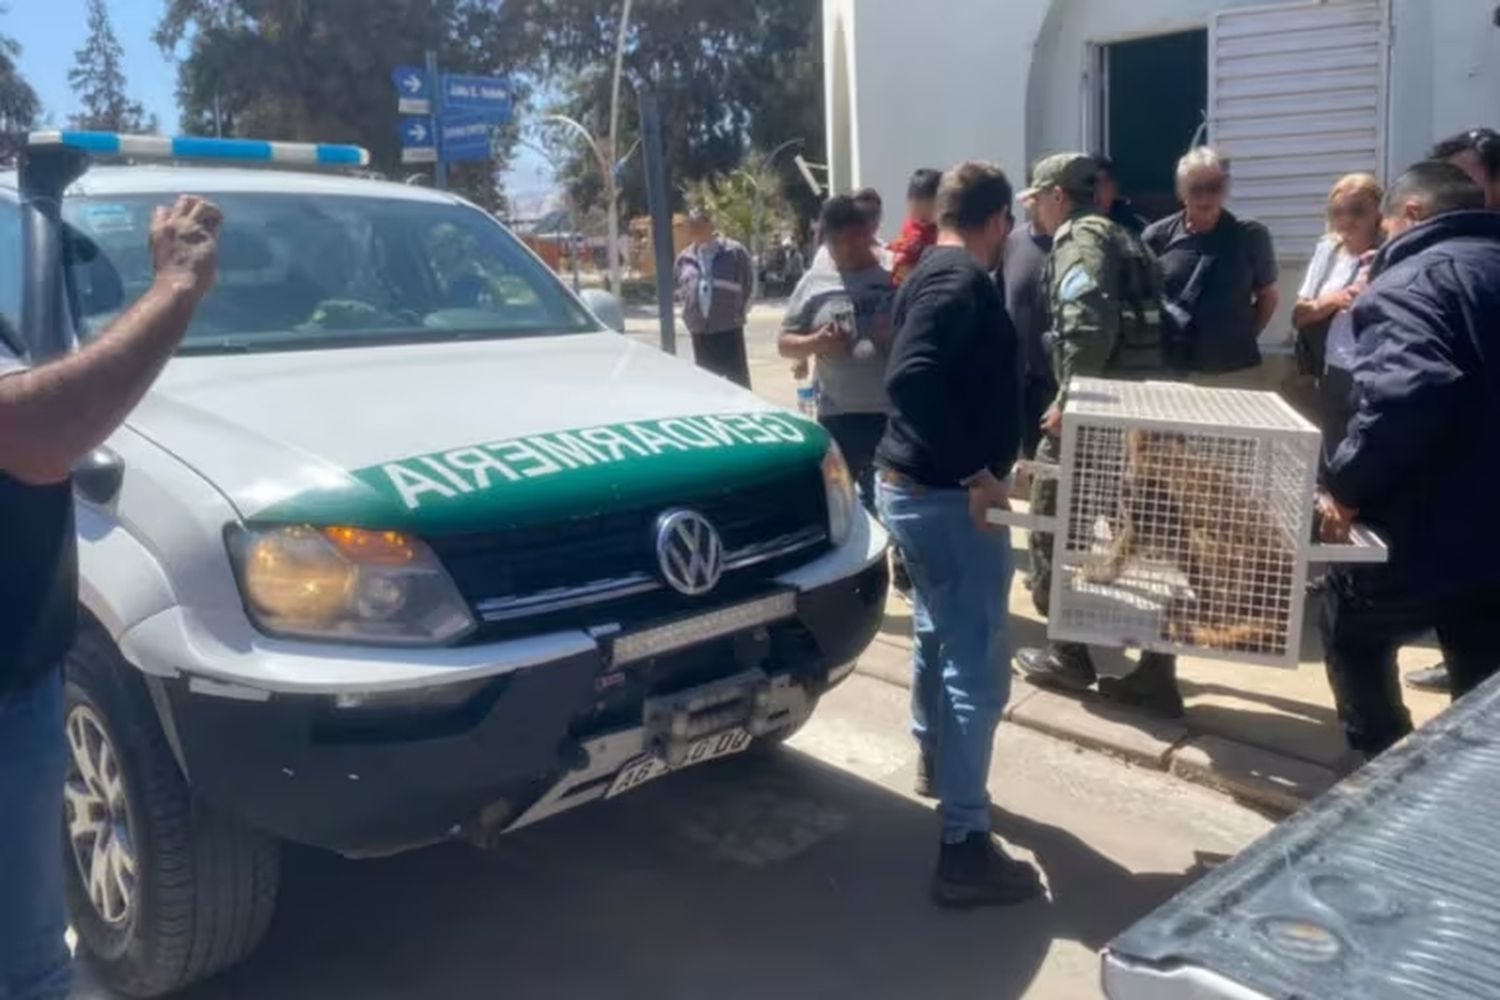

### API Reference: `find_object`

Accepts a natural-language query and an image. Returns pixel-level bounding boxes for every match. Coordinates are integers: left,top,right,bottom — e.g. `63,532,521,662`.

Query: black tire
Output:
62,623,280,998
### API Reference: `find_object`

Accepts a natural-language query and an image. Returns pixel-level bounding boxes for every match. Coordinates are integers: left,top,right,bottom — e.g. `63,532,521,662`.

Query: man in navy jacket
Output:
1318,161,1500,757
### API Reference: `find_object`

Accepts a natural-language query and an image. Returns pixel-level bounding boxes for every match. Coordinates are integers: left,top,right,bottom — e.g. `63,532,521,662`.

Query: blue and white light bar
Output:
27,131,370,169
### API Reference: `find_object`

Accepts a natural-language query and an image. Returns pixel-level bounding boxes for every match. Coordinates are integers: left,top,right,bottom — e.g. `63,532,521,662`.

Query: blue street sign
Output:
441,73,512,123
398,115,437,164
441,112,493,163
392,66,431,115
398,116,435,148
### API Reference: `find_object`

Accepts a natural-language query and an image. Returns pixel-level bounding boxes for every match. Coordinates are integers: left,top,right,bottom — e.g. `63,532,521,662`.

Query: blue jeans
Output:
876,478,1014,842
0,671,72,1000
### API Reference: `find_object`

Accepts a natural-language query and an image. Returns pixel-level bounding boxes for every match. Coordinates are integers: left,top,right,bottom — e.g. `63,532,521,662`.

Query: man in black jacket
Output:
874,162,1040,907
1318,161,1500,758
1403,127,1500,696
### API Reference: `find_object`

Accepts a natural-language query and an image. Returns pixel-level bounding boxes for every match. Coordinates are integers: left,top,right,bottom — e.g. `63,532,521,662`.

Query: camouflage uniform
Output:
1027,207,1179,711
1017,152,1179,711
1029,210,1124,617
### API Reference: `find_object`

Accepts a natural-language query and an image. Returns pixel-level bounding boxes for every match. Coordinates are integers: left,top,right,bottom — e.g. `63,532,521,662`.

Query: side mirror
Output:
579,288,626,333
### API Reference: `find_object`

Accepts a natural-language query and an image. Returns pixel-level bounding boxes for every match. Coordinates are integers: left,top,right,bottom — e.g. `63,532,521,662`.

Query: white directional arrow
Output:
402,73,423,94
407,121,429,143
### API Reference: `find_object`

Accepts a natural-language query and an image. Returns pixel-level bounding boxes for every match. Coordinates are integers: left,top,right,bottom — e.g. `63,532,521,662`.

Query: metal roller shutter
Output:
1209,0,1389,259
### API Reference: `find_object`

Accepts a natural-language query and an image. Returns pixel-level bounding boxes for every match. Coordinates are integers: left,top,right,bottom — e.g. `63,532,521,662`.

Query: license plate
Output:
605,728,752,799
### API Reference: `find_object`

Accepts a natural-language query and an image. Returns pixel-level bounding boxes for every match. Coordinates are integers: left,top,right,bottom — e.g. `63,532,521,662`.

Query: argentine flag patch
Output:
1058,264,1098,304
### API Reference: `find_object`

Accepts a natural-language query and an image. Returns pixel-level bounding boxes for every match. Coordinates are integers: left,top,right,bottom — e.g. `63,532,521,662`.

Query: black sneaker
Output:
1097,653,1185,719
1405,663,1452,693
914,750,936,800
1014,646,1096,693
932,832,1044,908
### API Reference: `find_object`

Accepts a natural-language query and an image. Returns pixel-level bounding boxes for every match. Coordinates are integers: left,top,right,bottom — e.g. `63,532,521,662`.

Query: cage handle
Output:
986,508,1060,533
1308,524,1389,565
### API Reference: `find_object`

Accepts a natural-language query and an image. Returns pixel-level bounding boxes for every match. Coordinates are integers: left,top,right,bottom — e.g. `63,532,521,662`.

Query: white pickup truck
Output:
11,132,889,996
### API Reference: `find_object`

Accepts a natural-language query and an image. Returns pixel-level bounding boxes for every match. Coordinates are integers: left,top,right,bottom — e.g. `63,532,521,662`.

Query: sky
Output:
6,0,555,212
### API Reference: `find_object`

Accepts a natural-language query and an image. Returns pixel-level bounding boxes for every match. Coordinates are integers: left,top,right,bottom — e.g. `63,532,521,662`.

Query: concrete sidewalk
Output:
858,557,1450,816
716,330,1454,816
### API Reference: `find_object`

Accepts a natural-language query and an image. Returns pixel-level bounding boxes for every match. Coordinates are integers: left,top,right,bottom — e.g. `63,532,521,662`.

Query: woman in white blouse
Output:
1291,173,1384,381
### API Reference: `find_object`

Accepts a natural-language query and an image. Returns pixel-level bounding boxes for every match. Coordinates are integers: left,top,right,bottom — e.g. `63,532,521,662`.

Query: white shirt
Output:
1298,235,1363,301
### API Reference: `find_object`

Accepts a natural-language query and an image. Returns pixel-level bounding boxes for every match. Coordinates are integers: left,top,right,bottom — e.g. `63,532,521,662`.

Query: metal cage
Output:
999,379,1383,669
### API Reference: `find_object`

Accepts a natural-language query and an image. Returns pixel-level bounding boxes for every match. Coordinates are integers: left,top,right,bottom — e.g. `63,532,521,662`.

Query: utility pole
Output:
639,90,675,354
605,0,634,299
425,49,447,190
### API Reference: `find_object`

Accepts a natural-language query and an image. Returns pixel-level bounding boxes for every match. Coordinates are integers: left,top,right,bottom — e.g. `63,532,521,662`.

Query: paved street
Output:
78,673,1271,1000
625,299,803,410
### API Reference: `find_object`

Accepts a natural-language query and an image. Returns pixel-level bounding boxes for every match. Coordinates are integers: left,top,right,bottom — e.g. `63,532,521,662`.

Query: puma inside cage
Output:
1035,378,1354,669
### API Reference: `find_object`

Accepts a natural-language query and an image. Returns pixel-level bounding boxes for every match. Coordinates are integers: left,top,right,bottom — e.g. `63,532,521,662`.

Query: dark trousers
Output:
1321,570,1500,756
819,412,885,512
690,328,751,388
0,672,73,999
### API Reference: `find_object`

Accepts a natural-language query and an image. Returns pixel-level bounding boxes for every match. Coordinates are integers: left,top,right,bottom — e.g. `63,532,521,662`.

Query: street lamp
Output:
740,137,804,301
538,0,635,298
518,136,585,292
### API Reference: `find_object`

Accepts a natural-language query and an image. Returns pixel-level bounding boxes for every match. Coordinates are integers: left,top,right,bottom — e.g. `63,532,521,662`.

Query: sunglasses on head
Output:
1466,129,1500,154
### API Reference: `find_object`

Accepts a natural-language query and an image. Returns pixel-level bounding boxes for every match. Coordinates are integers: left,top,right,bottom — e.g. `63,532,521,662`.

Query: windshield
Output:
62,192,600,353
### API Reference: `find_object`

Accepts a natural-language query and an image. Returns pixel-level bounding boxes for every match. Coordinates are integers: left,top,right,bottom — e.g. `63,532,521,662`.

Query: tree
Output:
681,162,795,251
69,0,155,133
158,0,526,208
503,0,824,224
0,6,40,162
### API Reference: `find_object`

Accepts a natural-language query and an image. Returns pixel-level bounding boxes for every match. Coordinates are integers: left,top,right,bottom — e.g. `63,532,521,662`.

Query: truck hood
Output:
131,333,828,535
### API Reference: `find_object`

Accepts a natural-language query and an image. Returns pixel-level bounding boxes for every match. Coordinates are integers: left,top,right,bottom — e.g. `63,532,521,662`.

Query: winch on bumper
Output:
148,556,887,857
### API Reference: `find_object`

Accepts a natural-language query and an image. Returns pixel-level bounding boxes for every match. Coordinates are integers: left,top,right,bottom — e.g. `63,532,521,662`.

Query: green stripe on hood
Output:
250,411,829,535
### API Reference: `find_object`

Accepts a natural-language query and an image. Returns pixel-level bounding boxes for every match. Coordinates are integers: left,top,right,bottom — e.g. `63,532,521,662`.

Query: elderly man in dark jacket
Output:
1317,160,1500,758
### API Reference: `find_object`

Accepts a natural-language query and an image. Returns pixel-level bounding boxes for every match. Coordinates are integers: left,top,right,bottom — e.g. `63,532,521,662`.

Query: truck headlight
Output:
227,525,475,645
822,443,856,547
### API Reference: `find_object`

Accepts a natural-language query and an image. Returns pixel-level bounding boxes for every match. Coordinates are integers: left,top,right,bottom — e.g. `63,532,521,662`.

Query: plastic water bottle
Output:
796,371,820,417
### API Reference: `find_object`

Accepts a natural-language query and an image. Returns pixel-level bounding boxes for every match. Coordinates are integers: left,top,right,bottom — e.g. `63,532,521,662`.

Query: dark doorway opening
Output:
1099,30,1209,222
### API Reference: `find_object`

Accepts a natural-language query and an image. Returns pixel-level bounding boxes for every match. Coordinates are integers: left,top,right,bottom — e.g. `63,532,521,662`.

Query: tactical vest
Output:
1103,221,1167,376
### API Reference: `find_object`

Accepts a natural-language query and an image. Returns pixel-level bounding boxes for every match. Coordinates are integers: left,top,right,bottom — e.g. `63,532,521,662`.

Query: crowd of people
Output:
671,129,1500,905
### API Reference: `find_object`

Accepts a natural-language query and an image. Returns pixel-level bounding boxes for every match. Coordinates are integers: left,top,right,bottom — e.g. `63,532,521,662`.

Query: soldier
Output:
1011,153,1184,719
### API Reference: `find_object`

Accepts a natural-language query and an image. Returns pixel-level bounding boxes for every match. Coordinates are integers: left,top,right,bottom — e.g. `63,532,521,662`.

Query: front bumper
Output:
153,555,887,856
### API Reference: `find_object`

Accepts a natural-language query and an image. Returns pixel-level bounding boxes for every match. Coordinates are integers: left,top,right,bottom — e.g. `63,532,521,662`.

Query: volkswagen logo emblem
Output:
655,509,724,596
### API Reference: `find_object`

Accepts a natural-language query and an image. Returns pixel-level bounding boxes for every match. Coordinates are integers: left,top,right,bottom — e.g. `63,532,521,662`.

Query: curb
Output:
852,641,1337,817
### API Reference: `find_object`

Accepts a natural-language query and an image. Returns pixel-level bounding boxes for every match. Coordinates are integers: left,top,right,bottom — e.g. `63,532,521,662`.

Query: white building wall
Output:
827,0,1499,349
1029,0,1500,199
1388,0,1500,172
822,0,1051,237
830,0,1500,229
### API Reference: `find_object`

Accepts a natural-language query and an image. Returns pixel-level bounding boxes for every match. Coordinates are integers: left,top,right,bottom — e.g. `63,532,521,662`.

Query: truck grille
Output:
428,465,829,638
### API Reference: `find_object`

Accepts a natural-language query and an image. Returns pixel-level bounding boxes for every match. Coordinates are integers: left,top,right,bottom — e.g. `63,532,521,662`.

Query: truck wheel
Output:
62,625,280,998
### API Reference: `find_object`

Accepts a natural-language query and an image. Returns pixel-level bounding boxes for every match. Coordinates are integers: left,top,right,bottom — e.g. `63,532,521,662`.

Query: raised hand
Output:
150,195,224,299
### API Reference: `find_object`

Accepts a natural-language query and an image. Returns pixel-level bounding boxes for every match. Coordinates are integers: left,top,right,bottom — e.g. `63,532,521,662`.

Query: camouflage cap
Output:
1020,153,1098,199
